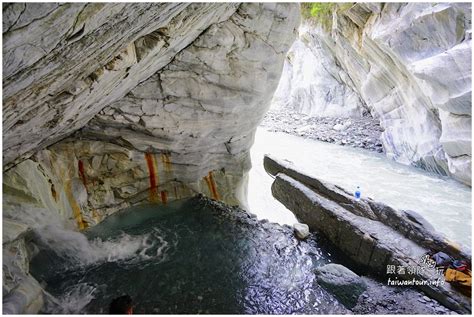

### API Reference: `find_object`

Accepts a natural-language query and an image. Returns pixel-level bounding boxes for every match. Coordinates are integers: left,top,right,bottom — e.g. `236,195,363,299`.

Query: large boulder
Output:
315,264,366,308
265,154,471,313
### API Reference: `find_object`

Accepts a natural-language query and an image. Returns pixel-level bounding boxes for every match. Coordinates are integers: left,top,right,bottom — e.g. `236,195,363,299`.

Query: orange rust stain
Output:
78,160,88,191
65,180,88,230
161,153,172,172
145,152,159,202
91,209,101,223
204,171,220,200
160,191,168,204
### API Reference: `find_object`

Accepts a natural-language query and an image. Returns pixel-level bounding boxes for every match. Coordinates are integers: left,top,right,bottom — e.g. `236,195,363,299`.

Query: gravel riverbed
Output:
261,108,384,153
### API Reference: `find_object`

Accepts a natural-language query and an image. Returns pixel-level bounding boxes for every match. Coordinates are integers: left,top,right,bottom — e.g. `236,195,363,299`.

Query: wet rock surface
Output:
293,223,310,239
265,155,471,313
2,218,44,314
261,107,384,152
353,277,456,315
315,264,366,309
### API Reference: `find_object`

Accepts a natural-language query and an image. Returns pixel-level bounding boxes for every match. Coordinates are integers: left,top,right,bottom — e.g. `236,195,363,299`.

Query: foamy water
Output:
248,128,472,249
4,200,171,267
42,283,97,314
30,199,346,314
34,224,171,267
28,212,172,313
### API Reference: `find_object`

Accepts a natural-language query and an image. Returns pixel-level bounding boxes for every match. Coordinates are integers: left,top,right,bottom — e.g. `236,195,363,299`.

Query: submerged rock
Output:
315,263,366,309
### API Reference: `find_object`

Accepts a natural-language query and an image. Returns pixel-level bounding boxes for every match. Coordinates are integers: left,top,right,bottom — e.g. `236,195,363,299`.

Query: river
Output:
248,128,472,249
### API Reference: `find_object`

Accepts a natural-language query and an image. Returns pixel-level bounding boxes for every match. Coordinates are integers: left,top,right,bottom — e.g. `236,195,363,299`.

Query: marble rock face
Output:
2,3,299,313
272,27,367,118
3,3,300,228
274,3,472,185
3,3,237,167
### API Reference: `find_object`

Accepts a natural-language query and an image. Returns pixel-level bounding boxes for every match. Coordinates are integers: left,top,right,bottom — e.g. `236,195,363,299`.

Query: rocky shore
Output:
209,197,456,314
264,154,470,314
260,107,384,153
352,277,456,315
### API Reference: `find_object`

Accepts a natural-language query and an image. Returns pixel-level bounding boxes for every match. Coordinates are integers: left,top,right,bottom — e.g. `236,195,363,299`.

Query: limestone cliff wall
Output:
3,3,299,229
274,3,472,185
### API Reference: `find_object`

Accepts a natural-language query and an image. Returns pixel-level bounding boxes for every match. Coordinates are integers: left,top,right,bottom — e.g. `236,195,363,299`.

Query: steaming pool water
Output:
30,197,348,314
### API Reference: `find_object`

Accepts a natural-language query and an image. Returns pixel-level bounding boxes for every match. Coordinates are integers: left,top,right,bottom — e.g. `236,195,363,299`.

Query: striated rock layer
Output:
3,3,300,228
2,4,299,313
265,154,471,313
272,26,367,118
274,3,472,185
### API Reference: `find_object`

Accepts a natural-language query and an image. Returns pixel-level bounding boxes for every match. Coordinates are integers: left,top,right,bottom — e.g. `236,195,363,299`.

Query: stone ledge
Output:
264,154,471,259
2,274,44,314
3,219,30,245
265,154,471,313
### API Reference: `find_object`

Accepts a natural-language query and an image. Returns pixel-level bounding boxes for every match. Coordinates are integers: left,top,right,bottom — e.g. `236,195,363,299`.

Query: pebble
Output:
422,295,431,302
333,124,345,131
435,306,445,313
293,223,310,239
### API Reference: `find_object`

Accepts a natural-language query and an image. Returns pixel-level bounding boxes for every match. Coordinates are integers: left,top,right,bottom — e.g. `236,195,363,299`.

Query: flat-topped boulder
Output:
264,154,471,313
264,154,470,260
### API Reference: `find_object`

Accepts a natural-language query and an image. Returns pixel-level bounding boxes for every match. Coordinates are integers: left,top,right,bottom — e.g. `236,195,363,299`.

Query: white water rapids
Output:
247,128,472,250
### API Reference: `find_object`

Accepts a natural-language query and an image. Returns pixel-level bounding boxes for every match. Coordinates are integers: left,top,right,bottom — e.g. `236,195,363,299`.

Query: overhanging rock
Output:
264,154,471,313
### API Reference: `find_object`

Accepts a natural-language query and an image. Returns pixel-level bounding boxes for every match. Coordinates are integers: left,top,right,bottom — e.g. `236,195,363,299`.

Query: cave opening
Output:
3,2,472,315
